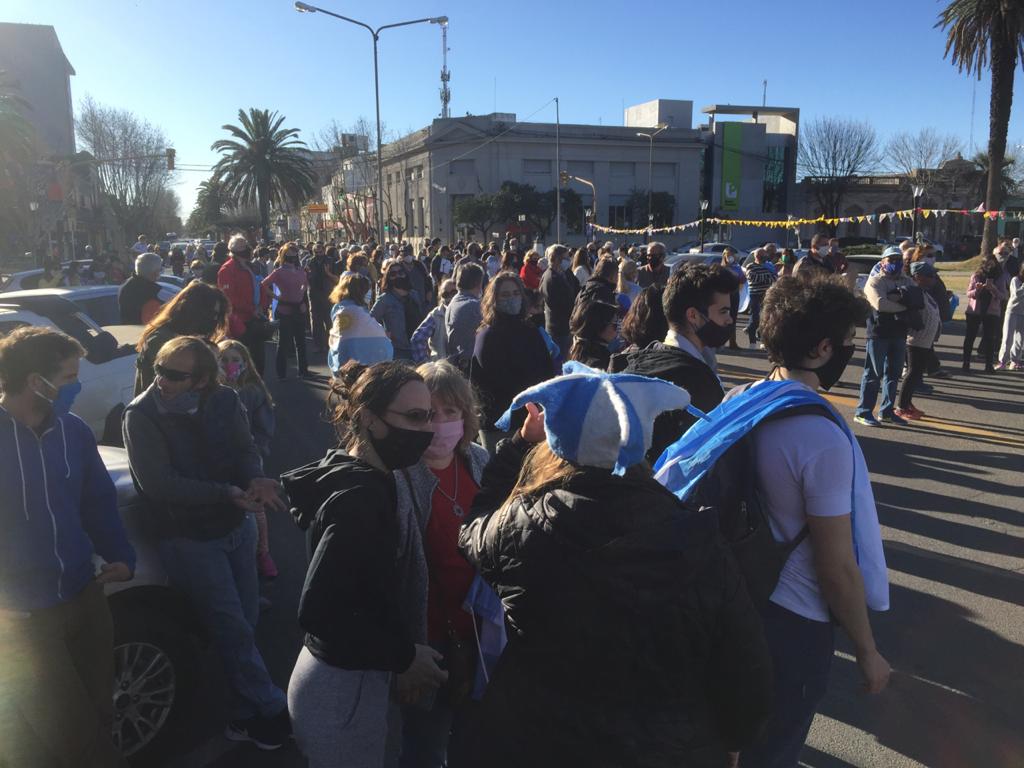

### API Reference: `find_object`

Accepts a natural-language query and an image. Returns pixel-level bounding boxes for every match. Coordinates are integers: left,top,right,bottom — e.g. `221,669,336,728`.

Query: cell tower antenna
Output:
439,20,451,119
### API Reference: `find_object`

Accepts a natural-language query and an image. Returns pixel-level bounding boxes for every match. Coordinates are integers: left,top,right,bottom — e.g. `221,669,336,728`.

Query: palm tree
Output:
971,150,1018,201
211,108,316,239
937,1,1024,258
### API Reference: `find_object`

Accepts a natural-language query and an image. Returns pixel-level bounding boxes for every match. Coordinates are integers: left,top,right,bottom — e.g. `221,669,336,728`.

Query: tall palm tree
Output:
937,0,1024,257
211,108,316,239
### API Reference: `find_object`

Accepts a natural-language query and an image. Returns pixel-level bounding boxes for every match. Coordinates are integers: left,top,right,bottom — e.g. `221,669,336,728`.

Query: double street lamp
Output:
911,183,925,244
699,199,709,252
295,2,447,247
636,124,668,239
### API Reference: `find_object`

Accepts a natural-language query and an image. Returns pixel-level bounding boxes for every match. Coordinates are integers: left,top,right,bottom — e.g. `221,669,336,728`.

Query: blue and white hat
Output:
495,361,703,475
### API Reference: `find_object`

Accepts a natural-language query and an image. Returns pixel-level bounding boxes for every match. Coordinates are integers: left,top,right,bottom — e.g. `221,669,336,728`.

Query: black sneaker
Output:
225,709,291,751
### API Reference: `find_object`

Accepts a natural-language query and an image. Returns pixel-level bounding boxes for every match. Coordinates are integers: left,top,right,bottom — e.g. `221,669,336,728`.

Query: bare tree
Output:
76,95,175,244
798,117,879,224
886,128,964,178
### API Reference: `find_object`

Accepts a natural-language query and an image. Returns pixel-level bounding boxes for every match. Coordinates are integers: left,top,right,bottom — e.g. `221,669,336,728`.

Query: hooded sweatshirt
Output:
622,340,725,461
0,406,135,612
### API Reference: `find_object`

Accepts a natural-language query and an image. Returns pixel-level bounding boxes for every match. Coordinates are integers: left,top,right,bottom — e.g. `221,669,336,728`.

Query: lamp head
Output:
430,16,448,25
295,1,318,13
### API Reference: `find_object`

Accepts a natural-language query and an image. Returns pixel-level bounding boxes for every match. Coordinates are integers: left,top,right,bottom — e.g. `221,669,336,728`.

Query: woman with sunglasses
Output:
283,360,448,768
134,281,231,395
122,335,291,750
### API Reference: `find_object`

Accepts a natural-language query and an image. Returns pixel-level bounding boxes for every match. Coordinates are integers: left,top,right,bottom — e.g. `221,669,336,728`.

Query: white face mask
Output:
924,256,936,266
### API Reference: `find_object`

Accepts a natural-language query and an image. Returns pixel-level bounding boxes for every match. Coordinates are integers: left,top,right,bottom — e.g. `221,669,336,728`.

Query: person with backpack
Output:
854,247,919,427
622,263,736,460
655,275,890,768
458,363,773,768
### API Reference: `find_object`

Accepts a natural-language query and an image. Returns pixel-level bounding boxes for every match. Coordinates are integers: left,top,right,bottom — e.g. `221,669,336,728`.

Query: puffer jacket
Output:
458,461,773,768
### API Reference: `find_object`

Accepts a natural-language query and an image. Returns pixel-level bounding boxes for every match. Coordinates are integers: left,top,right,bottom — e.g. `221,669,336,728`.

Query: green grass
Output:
938,255,983,273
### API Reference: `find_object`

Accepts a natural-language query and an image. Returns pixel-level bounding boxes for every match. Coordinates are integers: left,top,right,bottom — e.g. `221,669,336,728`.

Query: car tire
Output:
110,603,199,764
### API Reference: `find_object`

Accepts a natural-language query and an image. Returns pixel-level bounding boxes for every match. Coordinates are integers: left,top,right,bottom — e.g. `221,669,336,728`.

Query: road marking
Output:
718,365,1024,450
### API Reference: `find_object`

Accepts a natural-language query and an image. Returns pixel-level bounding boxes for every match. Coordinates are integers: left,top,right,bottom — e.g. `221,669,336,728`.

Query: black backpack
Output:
690,402,844,608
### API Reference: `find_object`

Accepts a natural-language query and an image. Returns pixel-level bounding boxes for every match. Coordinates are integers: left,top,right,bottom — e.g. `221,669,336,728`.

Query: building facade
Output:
320,98,800,248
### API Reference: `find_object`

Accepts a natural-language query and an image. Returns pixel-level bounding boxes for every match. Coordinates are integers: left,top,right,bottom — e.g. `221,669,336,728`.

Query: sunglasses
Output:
386,407,435,426
155,364,195,382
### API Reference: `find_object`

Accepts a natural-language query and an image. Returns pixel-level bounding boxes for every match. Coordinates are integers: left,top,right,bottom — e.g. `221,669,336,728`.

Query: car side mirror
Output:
86,331,118,364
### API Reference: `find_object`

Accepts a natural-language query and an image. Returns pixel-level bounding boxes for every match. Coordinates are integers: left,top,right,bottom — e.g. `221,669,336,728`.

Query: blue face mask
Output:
37,376,82,418
159,390,202,415
883,260,903,275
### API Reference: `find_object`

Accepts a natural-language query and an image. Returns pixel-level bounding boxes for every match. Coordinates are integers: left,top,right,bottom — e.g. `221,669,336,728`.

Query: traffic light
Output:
165,148,175,171
559,170,569,186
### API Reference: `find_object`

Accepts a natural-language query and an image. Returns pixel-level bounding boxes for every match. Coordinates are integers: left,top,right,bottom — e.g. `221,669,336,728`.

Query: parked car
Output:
0,294,139,443
99,445,205,762
1,284,179,327
1,260,95,292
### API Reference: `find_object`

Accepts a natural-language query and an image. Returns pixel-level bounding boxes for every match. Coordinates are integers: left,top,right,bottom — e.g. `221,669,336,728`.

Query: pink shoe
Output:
893,407,921,421
994,362,1006,371
257,551,279,579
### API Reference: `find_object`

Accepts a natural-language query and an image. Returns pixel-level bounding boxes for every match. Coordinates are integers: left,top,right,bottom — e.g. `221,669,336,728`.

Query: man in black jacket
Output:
623,263,737,460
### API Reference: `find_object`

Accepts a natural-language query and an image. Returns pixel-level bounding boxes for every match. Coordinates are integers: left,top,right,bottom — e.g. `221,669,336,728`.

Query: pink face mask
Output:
222,360,245,381
423,419,464,460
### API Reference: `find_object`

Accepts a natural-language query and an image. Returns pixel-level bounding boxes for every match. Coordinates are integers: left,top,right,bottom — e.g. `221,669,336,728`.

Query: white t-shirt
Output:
751,389,879,621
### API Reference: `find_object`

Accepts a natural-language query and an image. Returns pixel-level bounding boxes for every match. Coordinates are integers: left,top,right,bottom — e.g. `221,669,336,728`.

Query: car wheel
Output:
111,607,198,763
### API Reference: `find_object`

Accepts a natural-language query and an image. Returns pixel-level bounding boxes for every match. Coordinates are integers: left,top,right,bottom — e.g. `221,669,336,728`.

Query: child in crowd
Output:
217,339,278,578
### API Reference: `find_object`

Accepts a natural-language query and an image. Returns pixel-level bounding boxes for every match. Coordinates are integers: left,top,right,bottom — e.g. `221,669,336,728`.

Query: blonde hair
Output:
330,272,371,306
617,258,638,294
416,360,480,449
508,441,578,501
217,339,273,406
155,335,220,392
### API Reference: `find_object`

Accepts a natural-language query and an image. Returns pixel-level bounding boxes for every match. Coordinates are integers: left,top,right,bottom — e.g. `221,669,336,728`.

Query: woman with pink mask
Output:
393,360,490,766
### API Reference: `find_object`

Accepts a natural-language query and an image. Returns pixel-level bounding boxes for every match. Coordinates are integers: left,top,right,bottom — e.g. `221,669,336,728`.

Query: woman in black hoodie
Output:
568,299,619,370
470,273,555,452
283,361,447,768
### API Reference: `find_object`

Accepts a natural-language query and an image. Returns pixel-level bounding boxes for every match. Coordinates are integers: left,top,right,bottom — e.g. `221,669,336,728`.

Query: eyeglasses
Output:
386,407,435,426
154,364,195,382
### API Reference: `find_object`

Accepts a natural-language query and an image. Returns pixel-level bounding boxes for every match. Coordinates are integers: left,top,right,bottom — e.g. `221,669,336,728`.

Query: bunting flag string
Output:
588,207,1023,236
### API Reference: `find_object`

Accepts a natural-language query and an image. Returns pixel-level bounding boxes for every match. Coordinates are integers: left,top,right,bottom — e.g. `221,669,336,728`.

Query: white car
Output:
1,260,95,292
1,284,179,326
0,294,138,443
99,445,204,761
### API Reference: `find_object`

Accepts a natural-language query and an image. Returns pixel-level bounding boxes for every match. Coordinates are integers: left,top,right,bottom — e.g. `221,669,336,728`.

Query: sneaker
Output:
893,407,920,421
257,551,279,579
854,414,881,427
908,405,927,418
994,362,1007,371
880,412,909,426
225,710,291,751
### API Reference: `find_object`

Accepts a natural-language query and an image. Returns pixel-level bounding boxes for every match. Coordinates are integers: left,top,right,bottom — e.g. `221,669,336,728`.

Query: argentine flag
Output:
328,300,394,374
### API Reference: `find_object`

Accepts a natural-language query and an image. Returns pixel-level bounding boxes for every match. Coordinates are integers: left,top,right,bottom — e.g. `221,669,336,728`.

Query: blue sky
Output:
6,0,1024,221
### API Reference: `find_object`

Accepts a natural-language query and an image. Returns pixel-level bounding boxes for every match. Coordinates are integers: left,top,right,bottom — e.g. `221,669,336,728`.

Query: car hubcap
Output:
111,641,176,756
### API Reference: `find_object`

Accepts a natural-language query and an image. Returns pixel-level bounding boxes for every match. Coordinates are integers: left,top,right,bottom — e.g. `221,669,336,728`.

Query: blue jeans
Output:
856,337,907,418
744,294,765,344
158,514,286,721
740,602,835,768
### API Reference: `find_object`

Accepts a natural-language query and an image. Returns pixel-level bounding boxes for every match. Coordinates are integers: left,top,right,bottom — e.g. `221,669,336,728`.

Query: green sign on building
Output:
721,122,742,213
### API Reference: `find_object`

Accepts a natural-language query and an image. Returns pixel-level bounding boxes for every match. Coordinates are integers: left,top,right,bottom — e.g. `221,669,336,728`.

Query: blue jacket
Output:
0,406,135,612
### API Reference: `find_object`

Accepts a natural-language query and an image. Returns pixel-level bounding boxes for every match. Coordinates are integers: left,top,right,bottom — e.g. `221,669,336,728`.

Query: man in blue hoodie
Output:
0,327,136,767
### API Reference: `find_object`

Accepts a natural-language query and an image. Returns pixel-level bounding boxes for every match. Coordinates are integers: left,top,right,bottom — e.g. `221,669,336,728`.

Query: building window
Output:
413,165,424,180
450,159,475,175
608,194,631,228
567,160,594,178
523,159,551,175
762,146,786,213
610,161,635,178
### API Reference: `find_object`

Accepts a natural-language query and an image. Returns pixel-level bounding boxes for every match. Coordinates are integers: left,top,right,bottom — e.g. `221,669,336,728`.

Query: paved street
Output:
159,319,1024,768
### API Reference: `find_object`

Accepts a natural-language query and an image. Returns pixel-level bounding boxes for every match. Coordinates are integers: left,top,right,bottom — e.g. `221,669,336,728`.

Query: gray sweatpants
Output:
288,647,402,768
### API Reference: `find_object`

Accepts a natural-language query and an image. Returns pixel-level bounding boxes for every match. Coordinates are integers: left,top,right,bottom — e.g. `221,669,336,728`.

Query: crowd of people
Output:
9,221,1021,767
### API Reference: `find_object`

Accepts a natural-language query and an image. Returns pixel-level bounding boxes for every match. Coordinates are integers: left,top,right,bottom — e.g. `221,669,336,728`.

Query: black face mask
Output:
368,416,434,470
695,311,732,348
390,276,412,291
792,342,855,391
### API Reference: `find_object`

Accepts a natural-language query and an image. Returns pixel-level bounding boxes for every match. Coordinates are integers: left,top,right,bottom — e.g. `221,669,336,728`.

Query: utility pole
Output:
762,79,767,107
555,97,561,244
439,20,451,118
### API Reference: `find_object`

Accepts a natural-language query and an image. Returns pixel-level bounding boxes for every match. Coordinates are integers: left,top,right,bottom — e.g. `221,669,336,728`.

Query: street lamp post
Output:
295,2,447,247
911,183,925,243
699,199,709,252
636,124,667,242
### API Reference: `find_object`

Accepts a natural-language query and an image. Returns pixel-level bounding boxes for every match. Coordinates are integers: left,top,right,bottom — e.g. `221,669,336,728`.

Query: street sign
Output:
306,204,328,214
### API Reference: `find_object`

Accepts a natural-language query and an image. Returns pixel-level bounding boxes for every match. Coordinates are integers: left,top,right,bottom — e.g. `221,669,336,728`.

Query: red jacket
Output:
218,257,270,338
520,261,543,290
